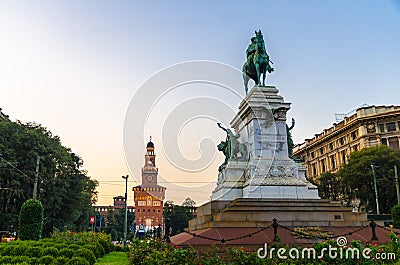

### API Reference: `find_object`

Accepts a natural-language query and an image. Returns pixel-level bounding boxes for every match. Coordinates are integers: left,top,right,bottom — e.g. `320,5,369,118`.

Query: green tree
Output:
336,145,400,213
0,119,98,236
164,199,196,236
317,172,342,201
105,207,134,240
18,199,44,240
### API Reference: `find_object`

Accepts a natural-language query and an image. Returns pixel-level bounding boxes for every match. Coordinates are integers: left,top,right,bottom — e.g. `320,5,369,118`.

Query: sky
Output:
0,1,399,206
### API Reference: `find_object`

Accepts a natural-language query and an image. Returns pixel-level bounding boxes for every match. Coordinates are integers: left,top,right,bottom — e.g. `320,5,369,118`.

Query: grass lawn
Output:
95,251,129,265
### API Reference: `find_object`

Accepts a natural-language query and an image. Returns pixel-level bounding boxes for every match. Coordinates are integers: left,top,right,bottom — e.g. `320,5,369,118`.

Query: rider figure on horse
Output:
242,30,274,94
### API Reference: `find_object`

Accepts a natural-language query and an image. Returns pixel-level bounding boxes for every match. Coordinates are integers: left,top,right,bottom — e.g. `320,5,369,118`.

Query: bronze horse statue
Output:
242,30,274,94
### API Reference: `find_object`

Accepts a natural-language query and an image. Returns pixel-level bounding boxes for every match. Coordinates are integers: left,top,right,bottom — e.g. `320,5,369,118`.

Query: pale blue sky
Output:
1,1,399,205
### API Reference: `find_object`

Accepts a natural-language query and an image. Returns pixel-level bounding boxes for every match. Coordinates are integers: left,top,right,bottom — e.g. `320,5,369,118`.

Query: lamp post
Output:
371,165,380,214
122,175,129,248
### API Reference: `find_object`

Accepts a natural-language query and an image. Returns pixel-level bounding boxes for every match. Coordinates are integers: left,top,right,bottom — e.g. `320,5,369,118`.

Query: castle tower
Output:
133,137,166,230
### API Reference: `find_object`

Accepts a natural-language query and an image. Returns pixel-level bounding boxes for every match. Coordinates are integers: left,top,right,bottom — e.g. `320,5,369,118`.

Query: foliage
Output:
0,232,110,264
41,246,59,257
182,197,196,207
25,246,42,257
392,204,400,228
317,146,400,213
51,231,112,254
164,200,195,236
73,248,96,265
51,256,70,265
38,255,55,265
59,247,74,258
317,172,341,201
104,208,134,241
18,199,44,240
0,119,98,235
127,238,400,265
68,257,90,265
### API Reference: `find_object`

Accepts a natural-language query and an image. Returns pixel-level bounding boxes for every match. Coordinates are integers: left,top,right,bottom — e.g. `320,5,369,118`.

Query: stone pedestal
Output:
172,86,370,249
212,86,318,200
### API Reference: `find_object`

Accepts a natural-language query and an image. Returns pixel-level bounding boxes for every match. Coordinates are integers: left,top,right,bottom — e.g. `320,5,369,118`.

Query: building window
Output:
330,156,336,169
379,124,385,133
387,122,397,132
341,150,346,164
382,138,388,145
311,151,315,159
312,163,317,176
388,137,399,150
351,131,357,140
320,147,324,155
329,142,334,151
353,145,358,152
321,159,326,173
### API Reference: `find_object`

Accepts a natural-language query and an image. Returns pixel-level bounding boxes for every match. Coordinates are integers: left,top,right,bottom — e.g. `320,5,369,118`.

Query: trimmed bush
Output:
73,248,96,265
25,246,42,257
54,243,68,250
67,244,81,251
38,255,55,265
11,255,30,263
68,257,90,265
59,247,74,258
392,204,400,228
29,257,40,265
98,239,112,254
41,247,59,258
0,256,13,264
83,243,104,258
18,199,44,240
1,245,14,256
50,256,70,265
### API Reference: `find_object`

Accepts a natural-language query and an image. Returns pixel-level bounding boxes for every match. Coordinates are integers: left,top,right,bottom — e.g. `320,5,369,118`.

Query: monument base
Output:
242,185,319,199
188,198,368,231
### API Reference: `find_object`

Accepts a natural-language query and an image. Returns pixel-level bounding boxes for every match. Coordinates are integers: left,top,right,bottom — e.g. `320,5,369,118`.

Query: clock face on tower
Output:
146,175,153,182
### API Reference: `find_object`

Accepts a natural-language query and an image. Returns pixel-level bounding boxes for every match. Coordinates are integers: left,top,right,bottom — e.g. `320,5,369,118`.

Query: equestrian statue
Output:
242,30,274,94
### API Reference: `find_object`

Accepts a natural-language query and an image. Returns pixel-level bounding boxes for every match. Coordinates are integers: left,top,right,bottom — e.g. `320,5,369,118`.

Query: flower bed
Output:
128,233,400,264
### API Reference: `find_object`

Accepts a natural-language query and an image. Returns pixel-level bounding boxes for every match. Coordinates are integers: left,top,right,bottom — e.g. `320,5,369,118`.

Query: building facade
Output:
293,105,400,180
133,138,166,229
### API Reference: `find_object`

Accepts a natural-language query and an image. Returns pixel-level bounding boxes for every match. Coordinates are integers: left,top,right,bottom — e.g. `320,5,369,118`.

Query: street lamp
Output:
370,165,380,214
122,175,129,248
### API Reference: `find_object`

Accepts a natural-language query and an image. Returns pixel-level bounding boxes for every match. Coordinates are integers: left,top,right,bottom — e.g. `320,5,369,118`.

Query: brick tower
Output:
133,137,166,230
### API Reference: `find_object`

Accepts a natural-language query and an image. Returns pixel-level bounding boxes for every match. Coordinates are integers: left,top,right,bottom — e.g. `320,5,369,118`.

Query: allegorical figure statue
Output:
242,30,274,94
286,118,295,159
217,123,248,171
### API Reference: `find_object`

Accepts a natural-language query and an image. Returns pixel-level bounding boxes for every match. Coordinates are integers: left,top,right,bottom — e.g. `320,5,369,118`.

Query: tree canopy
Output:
164,199,196,236
0,119,98,236
317,145,400,214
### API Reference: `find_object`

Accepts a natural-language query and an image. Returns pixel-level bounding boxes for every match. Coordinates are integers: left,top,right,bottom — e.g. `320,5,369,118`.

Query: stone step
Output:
213,211,364,223
220,206,352,212
193,219,369,229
